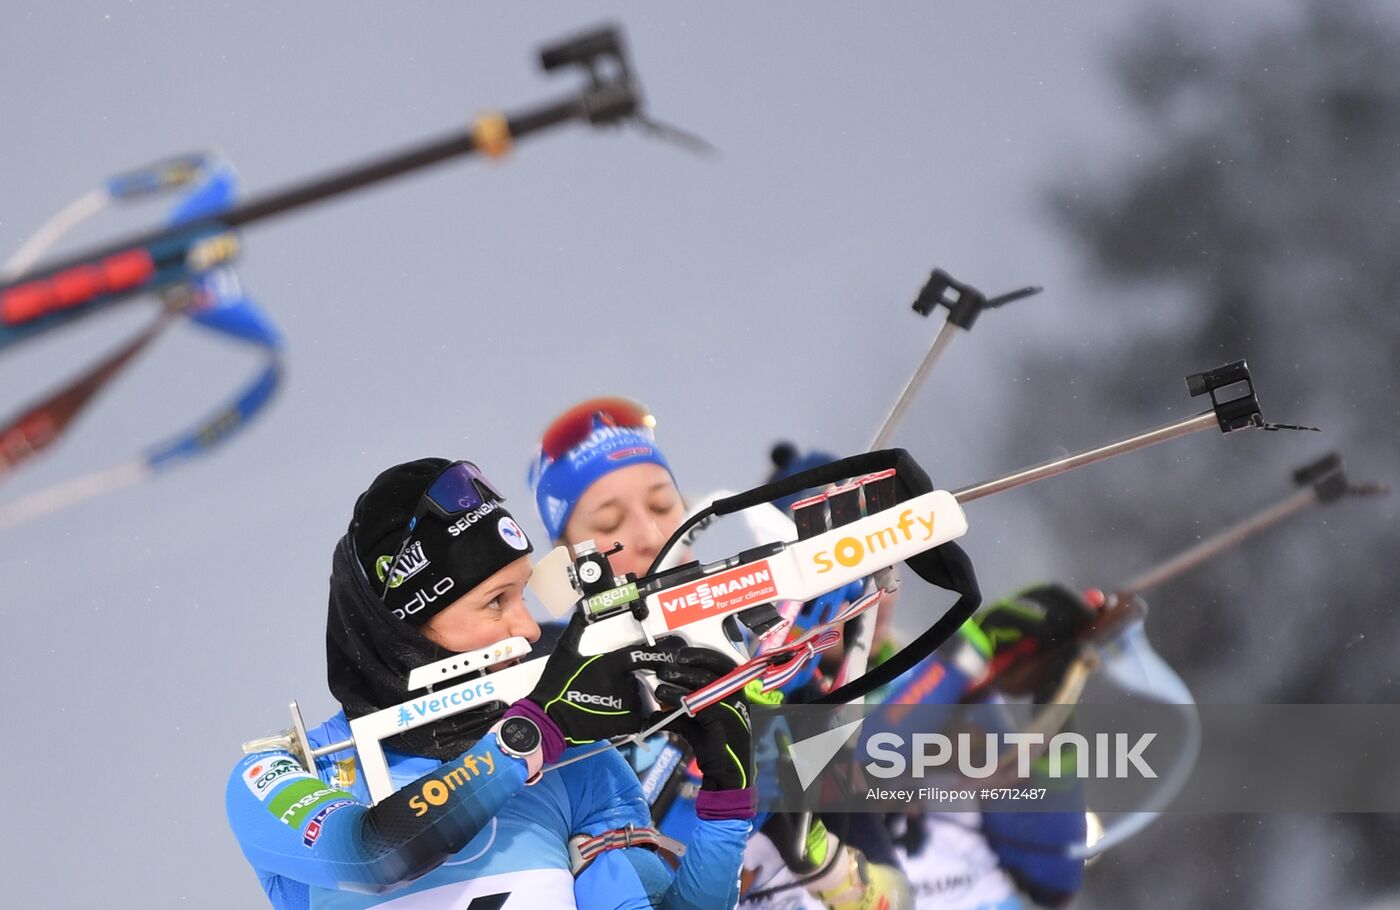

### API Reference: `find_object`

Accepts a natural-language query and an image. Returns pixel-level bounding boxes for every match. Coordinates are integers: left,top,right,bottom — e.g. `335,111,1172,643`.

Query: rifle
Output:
972,452,1385,858
0,25,678,350
246,360,1310,801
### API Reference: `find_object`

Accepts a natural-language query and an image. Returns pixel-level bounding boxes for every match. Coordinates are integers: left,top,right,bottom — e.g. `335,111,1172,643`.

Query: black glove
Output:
517,612,686,750
655,647,756,820
762,812,829,874
972,583,1096,702
974,583,1095,655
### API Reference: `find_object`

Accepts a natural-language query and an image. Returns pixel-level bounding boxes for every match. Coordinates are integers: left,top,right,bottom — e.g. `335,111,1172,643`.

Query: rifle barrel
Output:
870,319,959,451
953,410,1218,505
1121,486,1319,595
0,96,587,341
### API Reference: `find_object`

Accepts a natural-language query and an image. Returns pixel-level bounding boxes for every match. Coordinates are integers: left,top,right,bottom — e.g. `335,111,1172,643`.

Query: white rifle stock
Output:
341,491,969,801
572,490,967,659
242,491,971,801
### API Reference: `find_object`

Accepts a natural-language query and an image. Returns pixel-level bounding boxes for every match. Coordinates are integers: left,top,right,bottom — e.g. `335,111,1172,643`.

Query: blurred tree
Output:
1015,2,1400,907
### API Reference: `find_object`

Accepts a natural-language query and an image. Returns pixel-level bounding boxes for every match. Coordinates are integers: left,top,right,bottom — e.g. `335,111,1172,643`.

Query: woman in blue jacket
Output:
227,457,755,909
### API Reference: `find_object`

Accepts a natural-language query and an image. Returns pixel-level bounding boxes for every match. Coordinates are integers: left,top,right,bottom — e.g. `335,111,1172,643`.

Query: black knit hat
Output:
349,458,533,626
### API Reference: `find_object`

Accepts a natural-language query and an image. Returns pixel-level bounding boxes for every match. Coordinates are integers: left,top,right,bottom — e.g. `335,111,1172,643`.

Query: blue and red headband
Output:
529,398,673,540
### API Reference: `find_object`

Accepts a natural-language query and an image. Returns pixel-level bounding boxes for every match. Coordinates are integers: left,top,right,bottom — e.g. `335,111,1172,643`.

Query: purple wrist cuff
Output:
503,699,565,765
695,787,757,821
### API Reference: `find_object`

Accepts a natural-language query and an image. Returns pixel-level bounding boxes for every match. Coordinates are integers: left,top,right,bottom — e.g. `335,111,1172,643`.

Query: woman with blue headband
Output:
529,400,916,910
530,397,685,582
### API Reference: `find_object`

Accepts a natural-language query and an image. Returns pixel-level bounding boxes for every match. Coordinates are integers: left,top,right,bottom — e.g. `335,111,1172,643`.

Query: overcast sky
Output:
0,3,1306,906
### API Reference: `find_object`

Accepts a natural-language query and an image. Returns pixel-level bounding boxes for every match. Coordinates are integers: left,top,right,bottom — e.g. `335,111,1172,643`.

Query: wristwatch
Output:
492,715,544,784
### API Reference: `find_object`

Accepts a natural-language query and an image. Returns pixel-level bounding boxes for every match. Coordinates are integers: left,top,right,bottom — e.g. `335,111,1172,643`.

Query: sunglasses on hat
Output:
413,460,504,526
537,397,656,465
379,460,506,599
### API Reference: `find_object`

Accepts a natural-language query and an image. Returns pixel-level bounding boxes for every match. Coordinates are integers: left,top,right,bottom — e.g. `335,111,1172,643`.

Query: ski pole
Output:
870,269,1041,450
0,25,657,346
1119,451,1386,595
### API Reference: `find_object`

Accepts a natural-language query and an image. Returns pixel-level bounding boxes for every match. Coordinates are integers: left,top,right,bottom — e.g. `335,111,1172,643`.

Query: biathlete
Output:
226,457,756,909
770,446,1092,910
528,399,959,910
